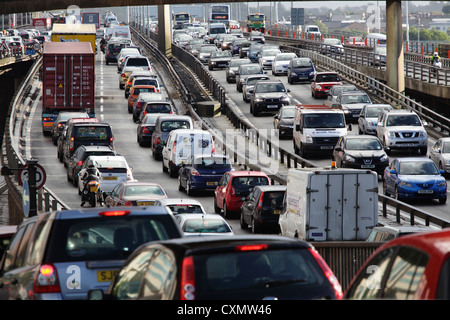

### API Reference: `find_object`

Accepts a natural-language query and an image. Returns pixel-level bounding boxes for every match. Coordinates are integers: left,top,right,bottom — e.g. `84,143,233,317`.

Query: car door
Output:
243,188,259,225
384,159,399,195
162,132,173,168
429,139,442,166
215,173,230,209
178,156,193,189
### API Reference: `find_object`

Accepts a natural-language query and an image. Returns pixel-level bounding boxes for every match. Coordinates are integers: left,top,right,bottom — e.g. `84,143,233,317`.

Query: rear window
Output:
82,151,115,161
133,87,155,95
193,248,330,298
167,205,203,214
182,218,231,233
127,58,149,67
74,126,112,141
47,216,180,262
108,43,126,52
145,104,172,113
231,176,270,197
160,120,191,132
134,79,158,87
194,157,231,168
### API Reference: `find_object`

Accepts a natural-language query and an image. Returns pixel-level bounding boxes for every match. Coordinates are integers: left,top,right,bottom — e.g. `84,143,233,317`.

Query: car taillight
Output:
308,247,343,300
98,210,131,216
69,137,74,152
121,73,126,77
142,127,150,134
32,264,61,296
180,256,195,300
257,192,264,210
235,244,268,251
191,169,200,176
155,137,161,145
172,141,177,154
76,161,84,167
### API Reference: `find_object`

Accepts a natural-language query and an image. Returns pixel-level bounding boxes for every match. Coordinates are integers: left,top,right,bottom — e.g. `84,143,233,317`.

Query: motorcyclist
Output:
100,37,107,53
431,51,441,65
80,159,101,206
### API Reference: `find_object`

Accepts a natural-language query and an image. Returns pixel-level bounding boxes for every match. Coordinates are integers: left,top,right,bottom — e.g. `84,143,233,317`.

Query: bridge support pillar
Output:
386,0,405,94
157,4,172,58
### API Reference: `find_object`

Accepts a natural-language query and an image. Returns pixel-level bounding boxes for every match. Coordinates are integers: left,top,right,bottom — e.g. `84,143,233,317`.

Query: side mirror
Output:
335,147,342,152
274,115,279,119
295,124,300,131
348,124,352,131
287,89,291,93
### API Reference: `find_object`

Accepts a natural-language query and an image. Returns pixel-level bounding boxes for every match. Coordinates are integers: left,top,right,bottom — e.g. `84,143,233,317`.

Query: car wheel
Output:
240,212,248,229
72,170,78,187
251,218,260,234
178,176,184,191
439,197,447,204
162,161,168,173
186,179,194,196
223,202,232,219
299,142,307,158
383,180,389,196
168,162,177,177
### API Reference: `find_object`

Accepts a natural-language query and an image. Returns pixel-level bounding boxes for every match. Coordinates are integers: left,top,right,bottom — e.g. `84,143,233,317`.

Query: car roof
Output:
372,225,437,234
157,115,191,121
344,135,380,141
338,90,368,96
396,157,434,163
77,145,114,151
116,181,163,187
156,198,203,205
86,155,127,164
227,170,269,177
383,109,417,115
254,185,287,192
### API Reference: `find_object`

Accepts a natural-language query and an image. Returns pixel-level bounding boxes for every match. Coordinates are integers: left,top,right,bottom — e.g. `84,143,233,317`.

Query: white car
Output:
429,137,450,176
271,52,297,76
117,47,141,72
77,155,134,195
152,198,206,214
258,49,281,69
242,74,270,103
174,213,234,237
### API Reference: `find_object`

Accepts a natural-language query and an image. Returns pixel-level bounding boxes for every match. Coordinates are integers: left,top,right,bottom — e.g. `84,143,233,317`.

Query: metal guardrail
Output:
132,24,450,230
1,55,69,223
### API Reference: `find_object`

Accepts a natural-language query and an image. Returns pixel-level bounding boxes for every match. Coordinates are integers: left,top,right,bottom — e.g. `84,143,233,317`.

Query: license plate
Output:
89,186,98,192
267,105,278,108
418,190,433,194
274,210,281,215
97,270,119,282
137,201,154,206
361,165,375,169
206,182,217,186
321,146,334,149
299,76,308,80
353,114,360,117
402,143,416,147
103,176,117,180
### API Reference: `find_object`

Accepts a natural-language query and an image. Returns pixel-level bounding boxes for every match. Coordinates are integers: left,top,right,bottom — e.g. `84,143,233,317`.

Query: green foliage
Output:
404,26,449,41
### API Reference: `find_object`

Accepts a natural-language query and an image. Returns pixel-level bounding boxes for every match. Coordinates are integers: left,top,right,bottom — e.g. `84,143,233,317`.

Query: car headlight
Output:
445,159,450,165
388,131,396,138
281,96,290,103
315,84,322,90
309,71,315,76
344,155,356,162
399,181,413,188
290,72,297,76
254,98,263,103
380,154,389,162
437,181,447,187
419,132,427,138
305,134,313,144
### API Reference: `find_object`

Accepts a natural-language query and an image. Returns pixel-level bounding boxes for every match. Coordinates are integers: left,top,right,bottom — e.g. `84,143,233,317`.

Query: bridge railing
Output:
133,26,450,230
1,56,69,223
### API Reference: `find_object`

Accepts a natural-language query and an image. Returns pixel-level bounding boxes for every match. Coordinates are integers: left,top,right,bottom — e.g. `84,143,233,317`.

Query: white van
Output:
162,129,214,177
292,105,348,158
208,23,227,44
279,167,378,241
304,25,321,36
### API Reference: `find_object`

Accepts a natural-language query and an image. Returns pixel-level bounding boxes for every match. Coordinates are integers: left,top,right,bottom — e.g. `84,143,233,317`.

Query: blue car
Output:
383,157,447,204
178,154,233,196
287,57,316,84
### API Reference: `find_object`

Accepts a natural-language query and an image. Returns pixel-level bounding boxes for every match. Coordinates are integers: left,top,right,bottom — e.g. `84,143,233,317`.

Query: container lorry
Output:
279,167,379,241
41,42,95,135
51,23,96,52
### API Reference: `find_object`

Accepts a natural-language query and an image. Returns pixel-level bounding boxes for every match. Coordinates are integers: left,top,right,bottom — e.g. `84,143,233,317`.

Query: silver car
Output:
242,74,270,102
429,137,450,176
358,104,393,135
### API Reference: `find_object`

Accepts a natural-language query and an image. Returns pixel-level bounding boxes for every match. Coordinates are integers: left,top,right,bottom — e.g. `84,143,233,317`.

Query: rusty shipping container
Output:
41,42,95,135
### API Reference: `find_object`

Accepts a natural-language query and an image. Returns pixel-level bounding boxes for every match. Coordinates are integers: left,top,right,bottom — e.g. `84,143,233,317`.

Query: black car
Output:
225,58,251,83
273,105,296,138
236,63,265,92
105,41,128,65
208,51,232,70
50,112,89,145
90,235,343,300
240,185,286,234
332,135,389,177
66,145,117,186
250,80,291,116
137,113,162,147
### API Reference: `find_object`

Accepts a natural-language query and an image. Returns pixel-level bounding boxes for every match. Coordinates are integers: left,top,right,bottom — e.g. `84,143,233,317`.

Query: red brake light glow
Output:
98,210,131,217
235,244,268,251
180,256,195,300
32,264,61,296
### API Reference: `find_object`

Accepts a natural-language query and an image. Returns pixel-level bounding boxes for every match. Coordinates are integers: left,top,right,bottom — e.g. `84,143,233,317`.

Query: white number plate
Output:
418,190,433,194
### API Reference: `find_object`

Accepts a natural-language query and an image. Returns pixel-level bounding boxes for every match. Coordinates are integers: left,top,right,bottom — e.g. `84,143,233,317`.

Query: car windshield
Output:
366,107,389,118
262,50,280,57
276,54,296,61
316,73,340,82
241,65,262,75
386,114,421,126
247,77,269,86
212,52,231,58
292,59,313,68
193,248,329,297
443,141,450,153
183,218,231,233
255,83,286,93
168,205,204,214
304,114,345,128
124,185,166,196
324,39,341,46
50,216,178,262
345,139,382,150
160,120,190,132
193,157,231,168
399,161,438,175
340,94,371,104
281,108,296,118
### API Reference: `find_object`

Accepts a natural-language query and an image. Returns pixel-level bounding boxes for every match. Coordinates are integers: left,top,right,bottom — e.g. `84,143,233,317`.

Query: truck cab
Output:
292,105,348,158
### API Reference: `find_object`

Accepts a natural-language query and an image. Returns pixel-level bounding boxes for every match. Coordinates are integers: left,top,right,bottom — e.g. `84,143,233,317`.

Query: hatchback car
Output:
127,85,157,113
240,185,286,234
152,198,206,214
332,135,389,177
198,44,219,64
345,229,450,300
104,181,168,207
174,213,234,237
333,91,373,123
383,157,447,204
358,104,393,135
250,80,291,116
247,43,264,62
66,145,117,186
287,57,316,84
271,52,297,76
0,207,183,300
258,49,281,70
311,72,343,99
429,137,450,177
273,105,296,138
214,170,271,218
236,63,265,92
91,235,343,300
136,113,163,147
242,74,270,103
178,154,233,196
366,225,438,242
225,58,251,83
51,111,90,145
324,84,358,108
208,51,232,70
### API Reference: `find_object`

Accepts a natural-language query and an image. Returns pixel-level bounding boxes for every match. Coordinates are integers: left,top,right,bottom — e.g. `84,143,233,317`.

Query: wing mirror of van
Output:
348,124,352,131
295,124,301,131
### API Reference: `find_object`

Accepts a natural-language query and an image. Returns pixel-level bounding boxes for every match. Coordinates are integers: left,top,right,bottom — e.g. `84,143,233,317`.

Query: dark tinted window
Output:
81,151,115,161
145,104,172,113
132,87,155,95
74,126,112,141
194,248,330,298
127,58,149,67
167,205,204,214
2,226,26,272
262,191,285,208
47,216,180,262
160,121,190,132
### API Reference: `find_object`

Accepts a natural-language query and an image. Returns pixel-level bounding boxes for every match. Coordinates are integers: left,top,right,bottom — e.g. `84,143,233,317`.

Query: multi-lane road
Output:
27,35,450,233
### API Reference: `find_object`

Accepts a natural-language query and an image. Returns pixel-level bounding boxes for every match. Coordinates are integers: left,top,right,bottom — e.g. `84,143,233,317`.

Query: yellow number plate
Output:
97,270,119,282
274,210,281,215
103,176,118,180
137,201,154,206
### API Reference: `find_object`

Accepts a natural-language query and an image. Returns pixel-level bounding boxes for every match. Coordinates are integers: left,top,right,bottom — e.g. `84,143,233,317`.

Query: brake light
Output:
32,264,61,296
258,192,264,210
98,210,131,216
76,160,84,167
308,247,343,300
172,141,177,155
155,137,161,145
235,244,268,251
121,73,126,77
142,127,150,134
180,256,195,300
190,169,200,176
69,137,74,152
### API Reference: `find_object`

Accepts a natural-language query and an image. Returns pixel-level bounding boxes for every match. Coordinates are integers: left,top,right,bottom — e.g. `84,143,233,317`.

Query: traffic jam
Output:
1,8,450,302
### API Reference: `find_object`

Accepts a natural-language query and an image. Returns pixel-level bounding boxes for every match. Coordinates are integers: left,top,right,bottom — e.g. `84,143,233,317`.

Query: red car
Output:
214,170,270,218
345,228,450,300
311,72,342,99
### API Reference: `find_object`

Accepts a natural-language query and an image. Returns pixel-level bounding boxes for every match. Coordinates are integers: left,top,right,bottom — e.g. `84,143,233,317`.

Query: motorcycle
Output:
431,58,442,78
81,176,103,207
